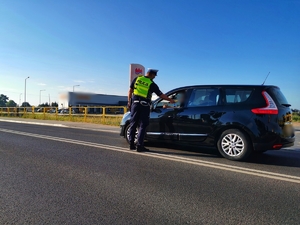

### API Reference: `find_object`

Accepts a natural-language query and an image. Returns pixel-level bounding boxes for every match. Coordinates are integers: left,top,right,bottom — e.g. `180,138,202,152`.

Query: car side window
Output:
155,91,186,109
224,89,253,104
188,88,219,107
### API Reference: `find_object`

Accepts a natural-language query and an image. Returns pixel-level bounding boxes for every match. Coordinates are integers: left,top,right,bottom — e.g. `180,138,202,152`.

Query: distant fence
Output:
0,106,128,125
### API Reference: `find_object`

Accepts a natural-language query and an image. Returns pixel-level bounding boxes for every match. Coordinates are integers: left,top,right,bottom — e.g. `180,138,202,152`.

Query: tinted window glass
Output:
267,87,289,105
224,89,252,104
188,88,219,107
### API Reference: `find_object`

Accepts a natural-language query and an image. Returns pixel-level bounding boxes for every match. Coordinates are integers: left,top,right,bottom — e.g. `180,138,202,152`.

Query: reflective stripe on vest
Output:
133,76,153,99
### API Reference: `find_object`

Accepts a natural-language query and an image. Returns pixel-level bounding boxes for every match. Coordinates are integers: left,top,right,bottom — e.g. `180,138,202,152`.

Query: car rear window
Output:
267,87,289,105
224,88,253,104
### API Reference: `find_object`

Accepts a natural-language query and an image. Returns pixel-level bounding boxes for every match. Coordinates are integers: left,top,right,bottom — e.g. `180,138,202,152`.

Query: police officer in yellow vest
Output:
128,69,175,152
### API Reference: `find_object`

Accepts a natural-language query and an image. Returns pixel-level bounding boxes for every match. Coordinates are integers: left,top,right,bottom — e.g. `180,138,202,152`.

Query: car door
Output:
173,87,224,145
146,90,187,141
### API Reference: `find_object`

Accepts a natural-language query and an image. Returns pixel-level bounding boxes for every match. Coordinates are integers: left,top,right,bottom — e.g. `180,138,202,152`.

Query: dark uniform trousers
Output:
129,102,150,146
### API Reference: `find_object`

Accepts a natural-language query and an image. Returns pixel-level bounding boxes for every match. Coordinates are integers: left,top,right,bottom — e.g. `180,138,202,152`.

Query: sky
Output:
0,0,299,108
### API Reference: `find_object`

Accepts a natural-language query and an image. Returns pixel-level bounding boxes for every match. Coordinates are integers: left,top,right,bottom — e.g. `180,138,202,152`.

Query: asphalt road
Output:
0,118,300,224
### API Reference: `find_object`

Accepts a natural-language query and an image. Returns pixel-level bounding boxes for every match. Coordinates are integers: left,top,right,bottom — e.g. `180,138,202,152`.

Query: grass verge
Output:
0,113,122,126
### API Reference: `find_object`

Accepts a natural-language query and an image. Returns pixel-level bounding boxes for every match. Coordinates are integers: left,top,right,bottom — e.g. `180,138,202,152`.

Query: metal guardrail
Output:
0,106,127,122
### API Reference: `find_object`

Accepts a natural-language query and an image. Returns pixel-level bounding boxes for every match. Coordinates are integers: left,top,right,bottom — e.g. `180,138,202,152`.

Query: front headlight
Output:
122,112,130,119
120,112,131,125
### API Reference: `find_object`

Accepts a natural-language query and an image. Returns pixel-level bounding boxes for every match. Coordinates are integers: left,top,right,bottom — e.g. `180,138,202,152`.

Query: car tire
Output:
217,129,252,161
125,125,138,145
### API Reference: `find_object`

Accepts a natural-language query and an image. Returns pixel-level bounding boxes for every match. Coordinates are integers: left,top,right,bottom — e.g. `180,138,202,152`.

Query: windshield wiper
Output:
282,103,291,107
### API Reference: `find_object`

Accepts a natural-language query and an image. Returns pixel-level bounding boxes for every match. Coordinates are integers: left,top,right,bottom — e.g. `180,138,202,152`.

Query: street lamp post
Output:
73,85,80,92
24,76,30,106
39,89,46,105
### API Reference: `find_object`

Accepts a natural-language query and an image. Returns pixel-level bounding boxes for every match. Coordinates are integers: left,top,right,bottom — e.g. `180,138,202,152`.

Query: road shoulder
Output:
0,117,120,132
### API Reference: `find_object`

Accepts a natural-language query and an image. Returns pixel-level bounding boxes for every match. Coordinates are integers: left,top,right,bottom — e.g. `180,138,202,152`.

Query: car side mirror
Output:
150,104,155,111
150,104,161,113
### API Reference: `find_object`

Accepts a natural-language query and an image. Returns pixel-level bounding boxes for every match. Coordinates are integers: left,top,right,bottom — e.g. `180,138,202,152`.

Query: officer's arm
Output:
128,78,137,105
159,94,175,103
128,88,133,108
128,88,133,102
154,84,175,103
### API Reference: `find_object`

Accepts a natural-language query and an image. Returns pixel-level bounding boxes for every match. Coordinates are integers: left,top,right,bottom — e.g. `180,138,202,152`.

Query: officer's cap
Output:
147,69,159,75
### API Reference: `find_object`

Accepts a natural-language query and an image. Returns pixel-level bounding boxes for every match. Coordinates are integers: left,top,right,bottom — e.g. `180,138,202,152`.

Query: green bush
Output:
293,113,300,122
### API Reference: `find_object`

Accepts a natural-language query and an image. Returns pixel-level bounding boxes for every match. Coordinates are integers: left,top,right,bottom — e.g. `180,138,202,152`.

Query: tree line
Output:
0,94,58,107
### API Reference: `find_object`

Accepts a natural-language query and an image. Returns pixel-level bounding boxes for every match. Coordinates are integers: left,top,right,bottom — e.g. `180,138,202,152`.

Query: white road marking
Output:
0,119,67,127
0,119,119,133
1,128,300,184
63,126,119,133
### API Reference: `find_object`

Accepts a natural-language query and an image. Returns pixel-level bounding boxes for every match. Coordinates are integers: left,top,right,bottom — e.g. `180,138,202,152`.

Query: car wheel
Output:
125,125,138,144
217,129,252,161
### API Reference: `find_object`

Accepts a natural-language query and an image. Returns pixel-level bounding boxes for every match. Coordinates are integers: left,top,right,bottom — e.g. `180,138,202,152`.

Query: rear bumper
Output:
253,136,295,152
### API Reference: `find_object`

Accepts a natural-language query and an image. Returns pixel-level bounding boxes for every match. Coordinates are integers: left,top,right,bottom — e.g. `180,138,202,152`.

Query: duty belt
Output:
133,100,150,106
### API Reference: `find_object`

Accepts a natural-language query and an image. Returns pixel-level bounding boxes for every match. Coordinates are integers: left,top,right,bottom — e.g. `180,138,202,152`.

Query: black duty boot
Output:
136,146,149,152
129,144,136,150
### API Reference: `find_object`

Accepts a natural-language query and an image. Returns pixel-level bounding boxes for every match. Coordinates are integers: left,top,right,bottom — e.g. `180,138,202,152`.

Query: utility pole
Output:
24,76,30,105
39,89,46,105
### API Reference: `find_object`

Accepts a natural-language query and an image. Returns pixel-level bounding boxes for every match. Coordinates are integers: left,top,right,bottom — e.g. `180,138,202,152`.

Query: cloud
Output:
0,87,18,92
73,80,85,83
37,83,46,86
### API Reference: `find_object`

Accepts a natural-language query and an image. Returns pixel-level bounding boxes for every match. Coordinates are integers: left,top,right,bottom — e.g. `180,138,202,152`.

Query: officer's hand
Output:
169,99,176,104
127,102,131,110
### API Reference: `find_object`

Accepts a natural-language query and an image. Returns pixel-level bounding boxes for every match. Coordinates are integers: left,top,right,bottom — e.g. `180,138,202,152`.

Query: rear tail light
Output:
273,144,283,149
251,91,278,115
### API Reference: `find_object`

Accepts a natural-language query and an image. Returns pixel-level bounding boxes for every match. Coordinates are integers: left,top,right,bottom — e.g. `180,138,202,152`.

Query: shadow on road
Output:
246,150,300,168
145,141,300,168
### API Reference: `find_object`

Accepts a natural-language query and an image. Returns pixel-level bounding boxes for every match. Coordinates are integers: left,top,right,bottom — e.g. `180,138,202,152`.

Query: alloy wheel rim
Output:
127,127,138,143
221,134,244,156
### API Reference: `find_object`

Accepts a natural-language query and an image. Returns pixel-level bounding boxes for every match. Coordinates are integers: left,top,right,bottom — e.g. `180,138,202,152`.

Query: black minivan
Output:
120,85,295,161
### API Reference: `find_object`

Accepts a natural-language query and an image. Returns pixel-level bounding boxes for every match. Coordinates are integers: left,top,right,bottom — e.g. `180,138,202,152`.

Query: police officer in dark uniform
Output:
127,69,175,152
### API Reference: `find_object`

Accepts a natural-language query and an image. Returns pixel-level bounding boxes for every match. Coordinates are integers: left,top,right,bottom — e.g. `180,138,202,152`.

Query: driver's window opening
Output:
156,91,186,109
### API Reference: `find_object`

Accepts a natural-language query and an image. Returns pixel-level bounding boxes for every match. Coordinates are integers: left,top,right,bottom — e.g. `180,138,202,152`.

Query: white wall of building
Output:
58,92,127,108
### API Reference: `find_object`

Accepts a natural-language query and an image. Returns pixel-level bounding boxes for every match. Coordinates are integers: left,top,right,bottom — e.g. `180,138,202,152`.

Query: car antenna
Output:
262,72,270,85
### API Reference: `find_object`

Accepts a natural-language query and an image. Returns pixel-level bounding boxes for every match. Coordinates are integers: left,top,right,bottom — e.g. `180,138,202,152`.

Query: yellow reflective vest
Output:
133,76,153,99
